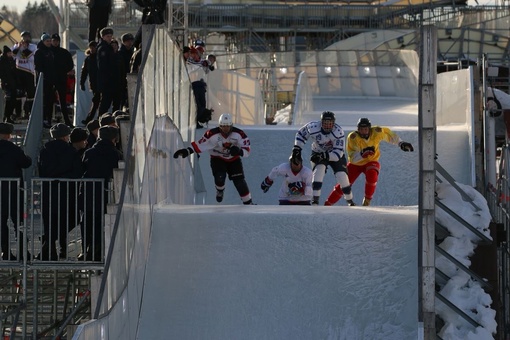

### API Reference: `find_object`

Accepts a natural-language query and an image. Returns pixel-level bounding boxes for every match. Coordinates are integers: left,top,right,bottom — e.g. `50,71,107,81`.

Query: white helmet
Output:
218,113,233,127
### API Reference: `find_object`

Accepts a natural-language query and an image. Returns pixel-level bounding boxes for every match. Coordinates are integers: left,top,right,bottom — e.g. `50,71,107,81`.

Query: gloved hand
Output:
288,181,304,195
173,147,194,159
399,142,414,152
80,83,86,91
311,152,329,163
229,145,243,156
261,177,273,193
361,146,375,158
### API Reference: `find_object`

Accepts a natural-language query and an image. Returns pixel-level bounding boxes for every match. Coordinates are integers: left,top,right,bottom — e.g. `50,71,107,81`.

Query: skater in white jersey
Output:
173,113,254,205
292,111,354,206
260,152,313,205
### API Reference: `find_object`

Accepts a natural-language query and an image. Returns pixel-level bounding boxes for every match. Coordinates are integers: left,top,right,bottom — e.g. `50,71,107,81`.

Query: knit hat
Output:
70,127,88,143
50,123,71,138
0,122,14,134
121,33,134,42
40,33,51,42
3,45,11,54
99,126,119,141
51,33,60,41
20,31,31,37
100,27,114,37
88,41,97,48
99,113,115,126
86,119,100,133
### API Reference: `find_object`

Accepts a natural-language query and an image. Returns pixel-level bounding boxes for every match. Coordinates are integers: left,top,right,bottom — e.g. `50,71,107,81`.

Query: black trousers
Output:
88,7,109,42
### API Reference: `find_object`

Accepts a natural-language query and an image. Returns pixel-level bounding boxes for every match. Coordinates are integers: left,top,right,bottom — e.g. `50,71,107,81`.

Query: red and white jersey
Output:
191,126,251,161
12,42,37,75
266,163,313,202
295,121,346,161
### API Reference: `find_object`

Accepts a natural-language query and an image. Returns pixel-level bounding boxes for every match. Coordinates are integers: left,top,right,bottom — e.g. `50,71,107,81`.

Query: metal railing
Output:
0,178,105,265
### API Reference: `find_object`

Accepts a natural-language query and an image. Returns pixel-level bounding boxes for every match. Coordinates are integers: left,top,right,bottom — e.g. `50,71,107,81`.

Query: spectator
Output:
50,33,75,127
97,27,116,115
119,33,135,109
110,38,126,112
70,127,89,157
0,122,32,260
86,119,100,147
80,125,122,261
87,0,112,43
38,123,83,260
34,33,56,129
80,41,100,125
99,112,117,127
12,31,37,119
0,46,21,124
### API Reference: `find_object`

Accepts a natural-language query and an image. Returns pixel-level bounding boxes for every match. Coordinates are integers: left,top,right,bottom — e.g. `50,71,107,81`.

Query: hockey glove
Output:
399,142,414,152
261,177,273,193
288,181,304,195
311,152,329,164
173,147,194,159
229,145,243,156
361,146,375,158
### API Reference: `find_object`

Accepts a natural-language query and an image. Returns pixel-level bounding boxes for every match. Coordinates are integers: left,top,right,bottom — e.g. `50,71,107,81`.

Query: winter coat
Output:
51,45,74,84
0,55,19,95
96,40,115,92
34,45,56,85
38,139,83,179
80,51,98,92
0,139,32,179
82,138,122,182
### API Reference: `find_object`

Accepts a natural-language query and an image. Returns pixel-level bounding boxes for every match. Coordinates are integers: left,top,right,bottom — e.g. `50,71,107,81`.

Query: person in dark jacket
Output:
96,27,115,115
86,119,100,147
118,33,134,109
80,126,122,261
38,123,83,260
0,123,32,260
87,0,112,43
0,46,21,124
50,34,75,127
80,41,100,125
34,34,56,129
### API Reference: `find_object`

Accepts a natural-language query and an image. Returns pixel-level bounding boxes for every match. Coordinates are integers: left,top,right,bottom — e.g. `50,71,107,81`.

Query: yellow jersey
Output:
347,126,400,166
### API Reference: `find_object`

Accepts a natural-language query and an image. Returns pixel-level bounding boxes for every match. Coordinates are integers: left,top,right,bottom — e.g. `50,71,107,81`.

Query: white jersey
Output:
12,42,37,75
295,121,346,161
266,163,313,202
191,126,251,161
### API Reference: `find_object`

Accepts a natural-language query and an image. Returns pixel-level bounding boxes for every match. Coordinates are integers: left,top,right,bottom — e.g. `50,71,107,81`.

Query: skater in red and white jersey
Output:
173,113,254,205
260,152,313,205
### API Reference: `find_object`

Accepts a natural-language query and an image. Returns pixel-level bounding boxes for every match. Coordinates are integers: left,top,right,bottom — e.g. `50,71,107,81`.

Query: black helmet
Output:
321,111,335,122
357,118,371,129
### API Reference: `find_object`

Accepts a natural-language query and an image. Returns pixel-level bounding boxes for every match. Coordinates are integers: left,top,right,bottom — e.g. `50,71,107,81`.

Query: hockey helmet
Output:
357,117,371,129
218,113,233,127
321,111,335,122
289,152,303,167
357,117,371,138
321,111,335,133
194,39,205,48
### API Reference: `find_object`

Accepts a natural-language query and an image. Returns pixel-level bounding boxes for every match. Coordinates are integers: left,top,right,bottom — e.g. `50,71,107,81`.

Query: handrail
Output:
436,291,482,329
435,199,492,244
436,161,481,212
435,245,493,290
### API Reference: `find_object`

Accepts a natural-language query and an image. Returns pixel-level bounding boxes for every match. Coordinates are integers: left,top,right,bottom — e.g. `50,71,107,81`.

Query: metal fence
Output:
0,178,105,266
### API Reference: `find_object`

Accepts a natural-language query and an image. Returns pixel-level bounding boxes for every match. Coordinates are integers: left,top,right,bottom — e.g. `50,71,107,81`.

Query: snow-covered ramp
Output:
137,205,419,339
